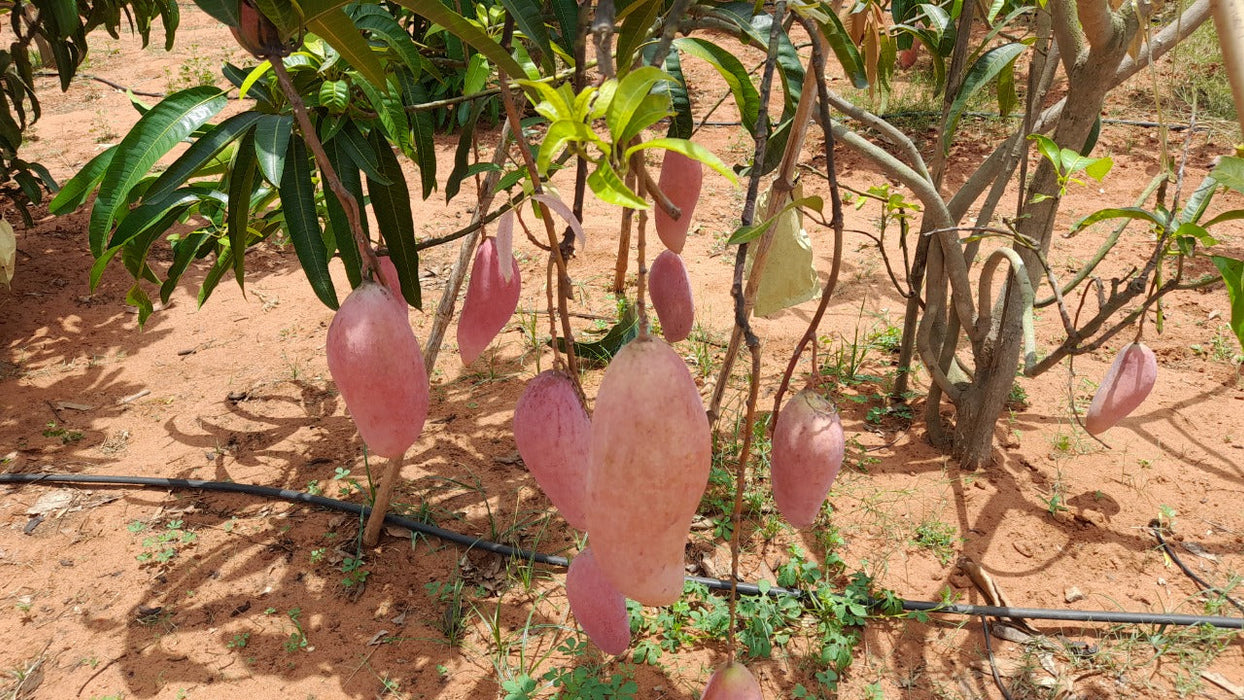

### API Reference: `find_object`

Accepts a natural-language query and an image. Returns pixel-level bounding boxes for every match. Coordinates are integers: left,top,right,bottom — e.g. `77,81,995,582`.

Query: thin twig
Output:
981,616,1016,700
726,347,763,662
496,16,581,379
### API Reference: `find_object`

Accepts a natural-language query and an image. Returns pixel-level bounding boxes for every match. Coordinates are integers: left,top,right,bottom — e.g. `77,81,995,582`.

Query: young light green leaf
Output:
605,66,672,147
388,0,525,78
1070,206,1168,234
624,137,739,185
587,161,648,209
1210,156,1244,193
50,146,116,215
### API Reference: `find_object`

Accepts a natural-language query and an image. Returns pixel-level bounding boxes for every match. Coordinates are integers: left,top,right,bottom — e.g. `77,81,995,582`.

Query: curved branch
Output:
976,248,1038,373
829,124,980,341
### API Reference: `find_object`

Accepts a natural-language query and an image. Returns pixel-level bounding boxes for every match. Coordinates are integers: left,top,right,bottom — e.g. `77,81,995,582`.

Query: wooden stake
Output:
362,455,403,547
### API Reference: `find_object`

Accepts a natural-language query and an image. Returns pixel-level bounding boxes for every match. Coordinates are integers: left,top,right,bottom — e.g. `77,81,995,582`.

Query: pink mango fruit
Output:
648,250,695,343
513,370,591,530
458,237,521,365
771,389,844,529
566,547,631,655
654,150,703,254
587,336,710,606
326,281,430,459
1085,342,1157,435
702,661,764,700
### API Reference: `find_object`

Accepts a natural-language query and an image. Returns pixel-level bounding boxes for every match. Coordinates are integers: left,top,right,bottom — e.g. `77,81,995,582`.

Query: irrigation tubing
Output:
3,473,1241,631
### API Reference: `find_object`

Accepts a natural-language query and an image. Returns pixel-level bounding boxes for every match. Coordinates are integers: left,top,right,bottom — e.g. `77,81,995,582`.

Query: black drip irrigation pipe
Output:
3,473,1241,631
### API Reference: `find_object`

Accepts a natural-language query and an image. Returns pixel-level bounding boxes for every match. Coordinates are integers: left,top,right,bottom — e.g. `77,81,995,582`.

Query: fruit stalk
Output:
495,33,581,379
269,56,381,282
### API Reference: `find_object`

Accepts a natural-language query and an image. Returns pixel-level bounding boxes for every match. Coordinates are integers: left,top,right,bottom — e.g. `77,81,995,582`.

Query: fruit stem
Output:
362,455,402,548
495,43,582,381
771,22,847,427
268,56,381,283
612,171,637,293
640,163,681,221
633,157,650,338
725,344,764,661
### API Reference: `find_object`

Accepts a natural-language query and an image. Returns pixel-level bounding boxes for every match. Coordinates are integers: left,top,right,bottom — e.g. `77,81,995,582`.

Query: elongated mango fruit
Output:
566,547,631,654
1085,342,1157,435
514,371,591,530
648,250,695,343
654,151,703,254
458,238,521,365
326,281,430,459
588,336,710,606
771,389,844,529
702,661,764,699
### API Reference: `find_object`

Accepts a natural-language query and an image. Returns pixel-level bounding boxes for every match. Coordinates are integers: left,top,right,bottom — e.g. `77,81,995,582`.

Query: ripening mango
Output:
648,250,695,343
566,547,631,655
701,661,764,700
458,237,521,365
326,281,430,459
513,371,591,530
1085,342,1157,435
587,336,710,606
654,151,703,254
770,389,844,529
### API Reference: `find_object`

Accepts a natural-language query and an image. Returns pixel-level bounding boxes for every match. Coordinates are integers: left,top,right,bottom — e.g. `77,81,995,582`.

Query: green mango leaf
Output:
337,121,391,185
672,38,761,133
89,86,227,255
943,43,1026,154
357,75,411,155
1071,206,1168,234
366,129,421,308
352,5,429,77
587,161,648,209
618,93,673,146
198,248,235,308
727,196,823,244
226,129,259,291
1179,174,1219,224
616,0,662,74
662,50,694,140
389,0,525,78
499,0,553,71
319,79,350,113
1200,209,1244,229
446,99,484,202
50,146,116,215
395,70,438,199
537,120,580,177
253,113,293,186
127,284,154,328
625,137,739,186
1210,156,1244,193
191,0,240,26
817,6,869,90
252,0,300,37
322,136,366,289
307,9,391,92
281,135,339,310
160,232,213,304
550,304,638,364
1212,255,1244,351
996,58,1017,118
145,112,263,203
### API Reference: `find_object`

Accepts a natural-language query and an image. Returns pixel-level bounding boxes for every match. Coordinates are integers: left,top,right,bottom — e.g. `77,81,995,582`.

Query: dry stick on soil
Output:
495,24,581,380
708,17,821,425
770,21,847,424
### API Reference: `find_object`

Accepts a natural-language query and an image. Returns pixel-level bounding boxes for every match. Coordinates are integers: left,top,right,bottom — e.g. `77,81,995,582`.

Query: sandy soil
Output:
2,7,1242,700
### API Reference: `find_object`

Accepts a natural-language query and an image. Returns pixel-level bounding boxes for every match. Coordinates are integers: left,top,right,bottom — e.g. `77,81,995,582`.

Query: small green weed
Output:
43,421,84,444
911,520,959,565
133,519,197,565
